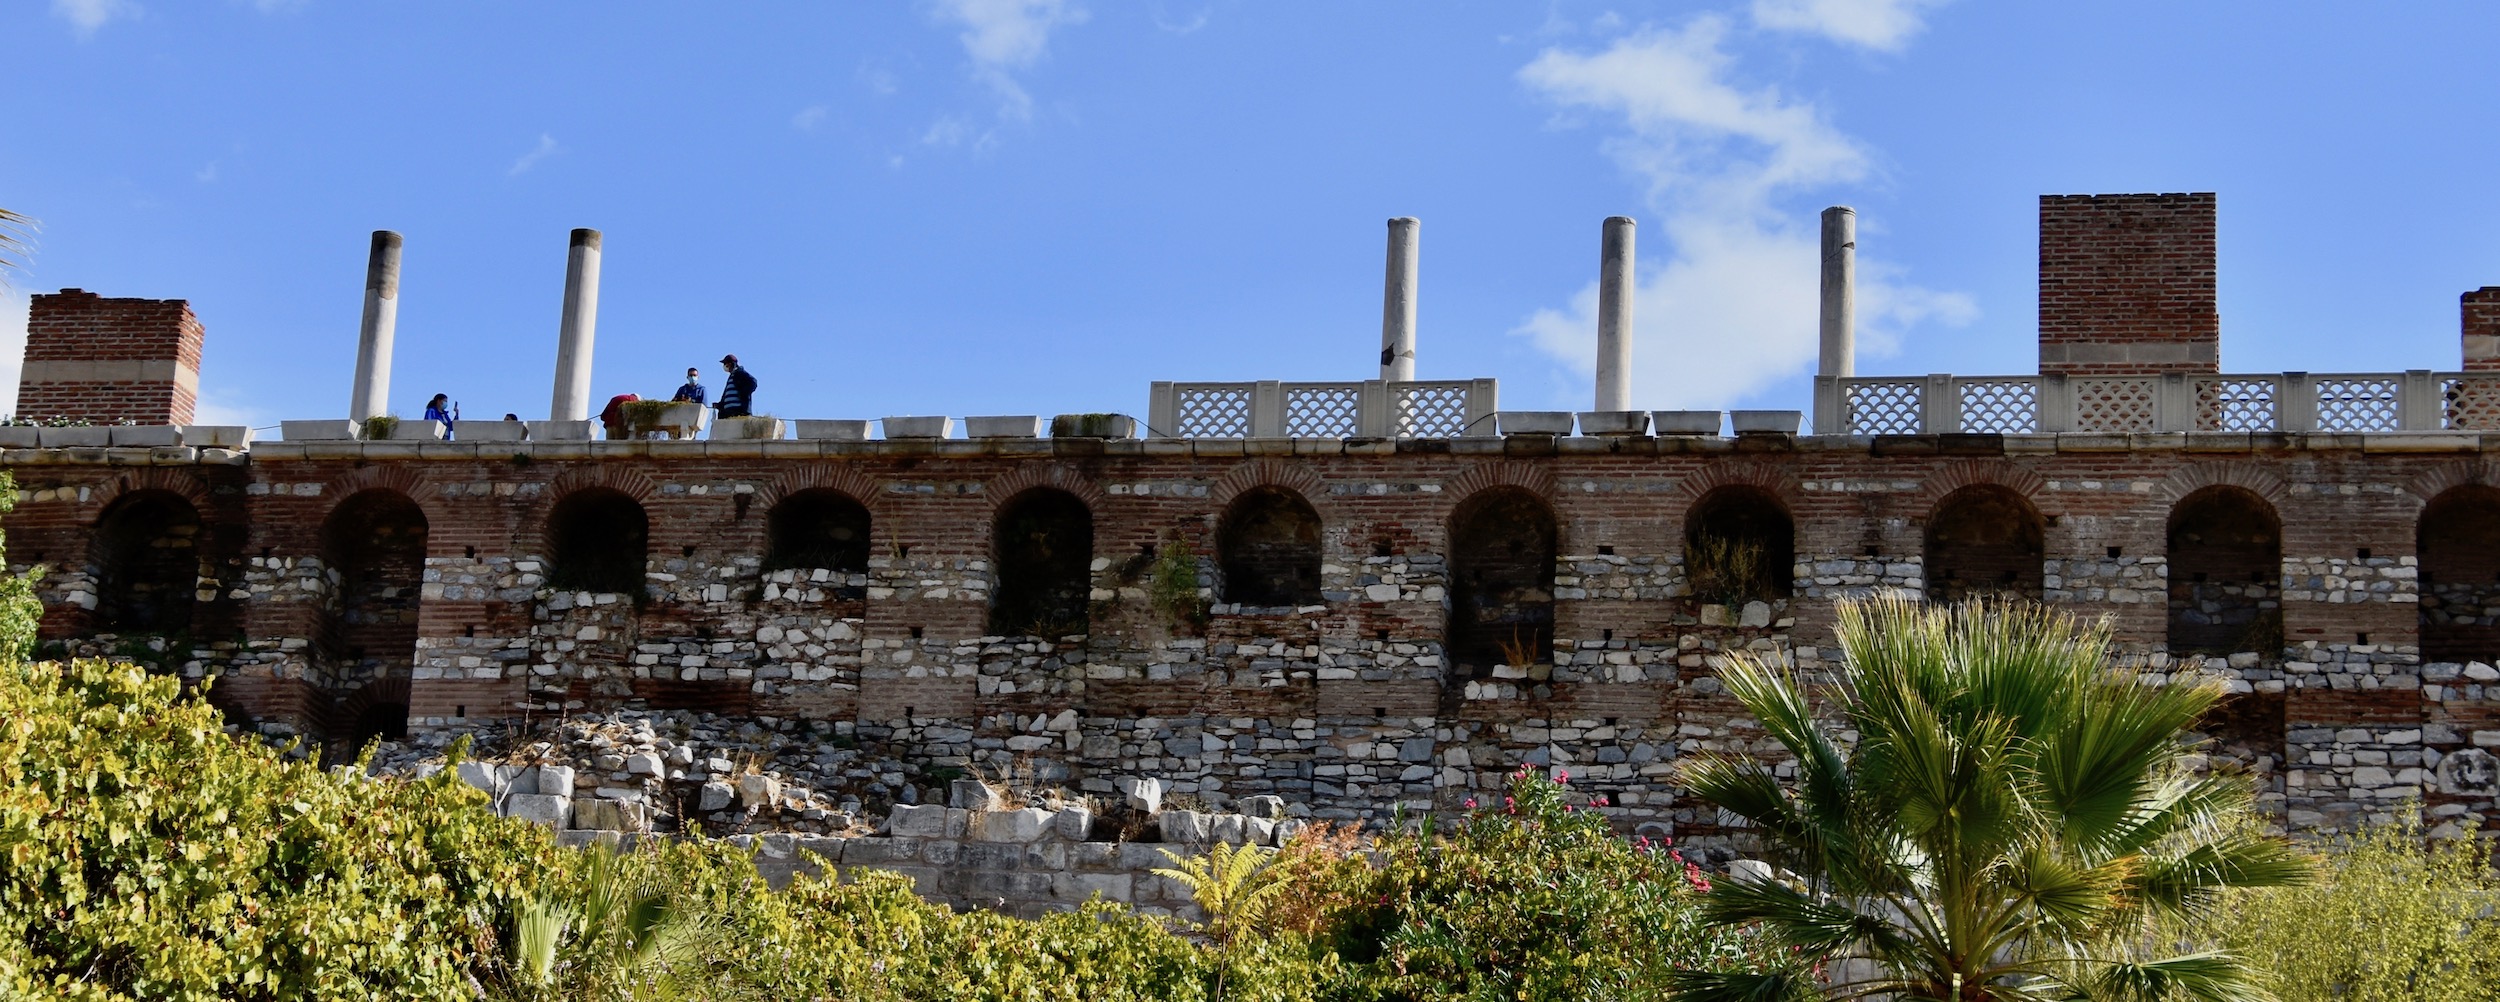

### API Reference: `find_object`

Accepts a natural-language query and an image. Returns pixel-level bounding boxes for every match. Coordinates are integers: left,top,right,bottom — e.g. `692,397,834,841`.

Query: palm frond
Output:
0,209,35,291
2058,952,2277,1002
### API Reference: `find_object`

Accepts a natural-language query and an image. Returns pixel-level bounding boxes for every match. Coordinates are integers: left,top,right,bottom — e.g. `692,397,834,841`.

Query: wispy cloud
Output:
1512,14,1973,410
246,0,310,12
1751,0,1951,52
507,134,560,176
1151,2,1212,35
792,105,830,131
927,0,1088,121
53,0,139,37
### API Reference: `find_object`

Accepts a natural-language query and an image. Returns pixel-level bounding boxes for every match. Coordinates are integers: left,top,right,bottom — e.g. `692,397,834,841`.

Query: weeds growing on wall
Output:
1148,540,1210,632
1687,531,1768,608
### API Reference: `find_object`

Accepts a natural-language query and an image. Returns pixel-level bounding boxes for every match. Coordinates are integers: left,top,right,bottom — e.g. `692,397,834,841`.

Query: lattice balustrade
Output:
2195,377,2280,432
1282,384,1361,438
2445,376,2500,430
1843,380,1924,435
1394,384,1472,438
1956,378,2039,434
1172,386,1253,438
2312,376,2401,432
2069,378,2158,432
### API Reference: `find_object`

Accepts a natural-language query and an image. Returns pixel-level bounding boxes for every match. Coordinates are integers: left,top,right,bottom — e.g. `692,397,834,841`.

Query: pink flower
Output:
1463,797,1478,809
1593,795,1610,807
1555,769,1570,783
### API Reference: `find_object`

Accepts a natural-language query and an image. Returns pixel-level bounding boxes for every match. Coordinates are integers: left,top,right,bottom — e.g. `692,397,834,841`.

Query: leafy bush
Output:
2172,817,2500,1002
1305,767,1789,1002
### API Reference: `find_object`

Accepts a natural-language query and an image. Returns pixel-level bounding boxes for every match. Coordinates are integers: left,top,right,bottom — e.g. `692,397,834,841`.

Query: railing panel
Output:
2312,376,2402,432
1955,377,2039,434
1171,384,1254,438
1281,383,1362,438
1393,381,1476,438
2194,376,2281,432
1842,378,1924,435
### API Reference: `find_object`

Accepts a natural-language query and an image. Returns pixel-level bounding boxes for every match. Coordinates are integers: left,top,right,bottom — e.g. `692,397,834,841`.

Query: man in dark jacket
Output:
717,354,758,418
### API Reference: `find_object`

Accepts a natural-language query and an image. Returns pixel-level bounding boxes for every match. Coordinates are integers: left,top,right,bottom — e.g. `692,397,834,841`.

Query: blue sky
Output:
8,1,2500,429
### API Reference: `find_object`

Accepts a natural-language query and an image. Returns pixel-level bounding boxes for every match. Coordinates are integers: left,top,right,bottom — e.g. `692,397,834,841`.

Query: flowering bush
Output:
1306,767,1787,1002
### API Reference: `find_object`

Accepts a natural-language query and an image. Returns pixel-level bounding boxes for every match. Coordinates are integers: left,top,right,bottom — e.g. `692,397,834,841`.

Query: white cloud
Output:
195,161,219,183
507,134,559,176
1513,16,1972,410
792,105,830,131
53,0,138,36
191,385,275,430
1752,0,1949,51
927,0,1087,120
1151,3,1211,35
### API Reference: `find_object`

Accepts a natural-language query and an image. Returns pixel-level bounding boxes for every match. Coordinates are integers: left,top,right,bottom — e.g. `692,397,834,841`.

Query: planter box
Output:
1652,410,1723,436
179,425,252,449
1730,410,1802,435
459,421,528,443
0,427,37,449
525,420,595,441
37,426,110,448
711,416,785,441
648,402,708,440
791,419,872,441
881,416,952,439
107,425,181,447
1574,411,1649,436
281,420,359,441
389,420,448,441
1051,413,1137,439
966,415,1044,439
1496,411,1574,436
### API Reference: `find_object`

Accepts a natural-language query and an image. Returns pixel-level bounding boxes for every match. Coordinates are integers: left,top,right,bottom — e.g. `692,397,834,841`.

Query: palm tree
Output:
1669,598,2312,1002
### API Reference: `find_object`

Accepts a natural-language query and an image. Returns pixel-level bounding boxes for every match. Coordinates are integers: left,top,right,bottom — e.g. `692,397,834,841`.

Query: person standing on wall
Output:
672,366,707,406
716,354,757,419
424,393,456,440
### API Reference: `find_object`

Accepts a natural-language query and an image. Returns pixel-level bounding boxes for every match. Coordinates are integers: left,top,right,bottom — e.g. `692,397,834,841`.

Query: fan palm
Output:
1669,597,2312,1002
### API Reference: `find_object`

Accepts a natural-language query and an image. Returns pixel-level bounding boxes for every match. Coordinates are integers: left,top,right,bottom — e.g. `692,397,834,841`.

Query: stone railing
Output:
1147,379,1498,439
1813,371,2500,436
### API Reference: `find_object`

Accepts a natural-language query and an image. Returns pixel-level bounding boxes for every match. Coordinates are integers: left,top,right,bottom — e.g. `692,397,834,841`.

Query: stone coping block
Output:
387,419,448,441
712,416,786,441
1730,409,1803,435
178,425,252,448
0,428,33,449
1496,411,1574,435
38,426,113,447
966,415,1044,439
1652,410,1722,435
1050,413,1137,439
882,416,952,439
525,420,595,441
791,419,872,441
108,425,182,447
458,420,528,443
281,419,360,441
1575,411,1648,436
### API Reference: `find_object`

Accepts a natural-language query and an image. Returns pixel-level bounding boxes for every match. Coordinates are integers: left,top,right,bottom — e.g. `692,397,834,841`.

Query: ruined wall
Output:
16,290,203,426
9,432,2500,844
2037,193,2220,377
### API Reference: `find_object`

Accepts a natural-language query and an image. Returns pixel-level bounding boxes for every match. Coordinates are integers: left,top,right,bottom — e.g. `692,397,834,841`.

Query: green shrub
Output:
2173,817,2500,1002
1307,767,1788,1002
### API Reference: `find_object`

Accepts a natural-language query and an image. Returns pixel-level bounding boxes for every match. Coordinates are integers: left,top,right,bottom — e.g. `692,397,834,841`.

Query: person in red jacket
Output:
598,393,641,439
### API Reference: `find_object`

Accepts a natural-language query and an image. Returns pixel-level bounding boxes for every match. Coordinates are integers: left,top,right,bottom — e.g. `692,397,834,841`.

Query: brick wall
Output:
2463,287,2500,372
2038,193,2219,377
17,289,204,426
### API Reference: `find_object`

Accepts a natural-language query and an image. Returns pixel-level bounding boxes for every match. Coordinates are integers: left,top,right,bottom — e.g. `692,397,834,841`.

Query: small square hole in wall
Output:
910,626,925,640
1373,541,1394,557
455,705,467,718
1373,706,1387,718
681,545,696,557
2358,547,2372,559
2357,633,2370,645
2107,546,2122,558
2193,571,2209,582
904,705,915,719
1602,629,1614,642
1863,546,1880,558
1597,545,1615,556
465,545,477,559
463,625,475,638
897,544,912,558
1374,629,1389,642
260,546,273,559
1139,543,1155,560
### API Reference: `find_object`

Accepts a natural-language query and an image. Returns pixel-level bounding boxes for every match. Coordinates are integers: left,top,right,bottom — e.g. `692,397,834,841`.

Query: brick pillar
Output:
2462,287,2500,372
17,289,204,425
2037,193,2218,377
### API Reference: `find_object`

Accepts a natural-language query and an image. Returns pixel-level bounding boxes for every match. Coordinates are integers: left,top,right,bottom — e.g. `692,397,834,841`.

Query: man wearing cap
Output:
716,354,758,419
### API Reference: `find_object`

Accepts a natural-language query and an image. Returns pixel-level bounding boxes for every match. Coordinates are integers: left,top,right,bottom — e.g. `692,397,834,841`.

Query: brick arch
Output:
1208,459,1329,510
1916,459,2049,511
982,463,1106,512
1443,461,1558,508
1669,462,1797,514
2158,461,2288,506
322,464,443,519
545,465,659,503
2407,459,2500,505
84,467,214,518
756,462,888,514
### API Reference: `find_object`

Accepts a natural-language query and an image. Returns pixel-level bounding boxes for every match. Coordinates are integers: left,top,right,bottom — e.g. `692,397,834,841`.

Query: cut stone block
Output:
387,419,448,441
529,765,576,799
881,416,951,439
109,425,181,447
177,425,253,448
791,419,872,441
280,420,360,442
524,420,595,441
886,803,954,838
699,780,736,812
1158,810,1208,844
1053,805,1093,840
1574,411,1648,436
39,426,114,447
1730,409,1802,434
712,415,784,441
1496,411,1573,435
950,779,1004,811
1652,410,1722,435
1238,795,1285,820
458,421,527,443
1049,413,1137,439
1115,776,1163,815
966,415,1044,438
979,807,1053,842
505,793,572,829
